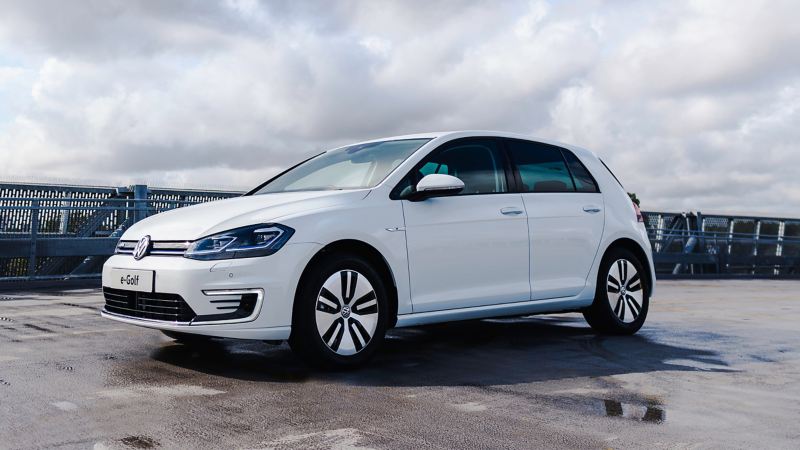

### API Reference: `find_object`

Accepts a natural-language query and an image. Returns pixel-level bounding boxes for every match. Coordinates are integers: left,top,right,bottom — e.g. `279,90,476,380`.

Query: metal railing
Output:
644,211,800,277
1,181,799,284
0,182,240,282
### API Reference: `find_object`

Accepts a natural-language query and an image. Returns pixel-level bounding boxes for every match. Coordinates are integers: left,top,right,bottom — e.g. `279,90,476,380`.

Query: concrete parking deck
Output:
0,280,798,449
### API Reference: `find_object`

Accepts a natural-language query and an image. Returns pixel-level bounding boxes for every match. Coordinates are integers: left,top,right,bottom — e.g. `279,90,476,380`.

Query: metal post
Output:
753,220,761,275
28,200,39,279
133,184,148,224
655,215,665,253
726,219,735,273
59,199,72,234
776,221,785,276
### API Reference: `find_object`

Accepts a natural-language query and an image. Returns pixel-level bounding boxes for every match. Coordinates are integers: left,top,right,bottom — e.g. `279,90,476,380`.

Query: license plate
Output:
108,268,154,293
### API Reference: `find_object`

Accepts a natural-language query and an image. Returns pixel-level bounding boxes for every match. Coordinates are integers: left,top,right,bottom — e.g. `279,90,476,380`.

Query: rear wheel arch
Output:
601,238,653,296
294,239,399,329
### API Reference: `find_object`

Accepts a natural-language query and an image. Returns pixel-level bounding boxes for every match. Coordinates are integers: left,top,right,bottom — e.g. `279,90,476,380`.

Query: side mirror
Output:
408,174,465,201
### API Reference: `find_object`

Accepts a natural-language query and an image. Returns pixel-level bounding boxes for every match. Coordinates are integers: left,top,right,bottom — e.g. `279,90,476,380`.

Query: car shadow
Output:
148,314,735,387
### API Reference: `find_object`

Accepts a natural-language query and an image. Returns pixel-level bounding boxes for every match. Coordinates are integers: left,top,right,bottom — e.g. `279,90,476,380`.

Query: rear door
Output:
398,138,531,312
505,139,605,300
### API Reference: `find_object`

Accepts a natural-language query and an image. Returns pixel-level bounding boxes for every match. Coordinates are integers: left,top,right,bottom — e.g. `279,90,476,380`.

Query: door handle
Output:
582,205,602,213
501,207,524,216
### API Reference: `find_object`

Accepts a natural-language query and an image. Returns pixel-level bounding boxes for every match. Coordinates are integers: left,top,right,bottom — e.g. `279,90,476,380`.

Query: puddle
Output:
602,399,665,423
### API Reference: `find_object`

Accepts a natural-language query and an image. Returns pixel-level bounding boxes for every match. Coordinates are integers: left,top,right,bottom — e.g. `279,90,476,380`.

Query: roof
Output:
349,130,598,159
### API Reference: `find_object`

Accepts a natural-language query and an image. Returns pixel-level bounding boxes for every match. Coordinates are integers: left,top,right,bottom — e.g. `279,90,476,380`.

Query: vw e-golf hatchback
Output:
102,131,654,367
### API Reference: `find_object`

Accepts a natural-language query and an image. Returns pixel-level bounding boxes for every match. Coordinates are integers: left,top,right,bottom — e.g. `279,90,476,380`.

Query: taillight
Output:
632,201,644,223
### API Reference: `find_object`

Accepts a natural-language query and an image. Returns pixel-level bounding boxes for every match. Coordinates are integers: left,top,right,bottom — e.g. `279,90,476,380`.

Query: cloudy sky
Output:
0,0,798,216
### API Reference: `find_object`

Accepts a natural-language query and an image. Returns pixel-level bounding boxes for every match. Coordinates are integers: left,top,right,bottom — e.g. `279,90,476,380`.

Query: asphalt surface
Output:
0,280,798,449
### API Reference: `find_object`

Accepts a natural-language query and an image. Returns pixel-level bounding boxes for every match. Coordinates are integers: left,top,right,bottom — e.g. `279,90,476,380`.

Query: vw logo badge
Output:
133,235,151,260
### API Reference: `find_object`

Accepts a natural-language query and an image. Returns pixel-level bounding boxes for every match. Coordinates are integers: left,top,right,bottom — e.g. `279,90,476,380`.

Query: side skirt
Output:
395,297,592,328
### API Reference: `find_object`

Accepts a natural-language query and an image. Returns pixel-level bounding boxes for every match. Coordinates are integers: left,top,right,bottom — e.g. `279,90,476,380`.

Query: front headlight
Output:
184,224,294,260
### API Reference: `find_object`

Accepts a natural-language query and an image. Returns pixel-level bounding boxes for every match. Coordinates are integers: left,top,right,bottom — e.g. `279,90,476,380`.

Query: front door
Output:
399,138,531,312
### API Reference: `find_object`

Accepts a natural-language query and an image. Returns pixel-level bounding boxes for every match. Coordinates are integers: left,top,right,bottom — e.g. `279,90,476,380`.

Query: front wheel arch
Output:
293,239,398,329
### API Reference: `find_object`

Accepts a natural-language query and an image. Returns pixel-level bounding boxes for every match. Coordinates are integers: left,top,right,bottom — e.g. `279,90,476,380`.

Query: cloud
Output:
0,0,798,216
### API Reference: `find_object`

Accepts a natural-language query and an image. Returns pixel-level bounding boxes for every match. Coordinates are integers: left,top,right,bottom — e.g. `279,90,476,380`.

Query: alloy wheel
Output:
606,259,644,323
315,270,379,355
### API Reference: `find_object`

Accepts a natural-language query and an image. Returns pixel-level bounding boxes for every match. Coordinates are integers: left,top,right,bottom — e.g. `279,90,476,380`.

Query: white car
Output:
102,131,654,368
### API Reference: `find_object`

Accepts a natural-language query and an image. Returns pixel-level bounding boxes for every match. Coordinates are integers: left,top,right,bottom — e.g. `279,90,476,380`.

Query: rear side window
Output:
562,150,599,193
506,140,574,192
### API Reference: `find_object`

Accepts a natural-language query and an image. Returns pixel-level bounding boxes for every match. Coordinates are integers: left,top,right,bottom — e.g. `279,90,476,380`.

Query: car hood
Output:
122,190,369,241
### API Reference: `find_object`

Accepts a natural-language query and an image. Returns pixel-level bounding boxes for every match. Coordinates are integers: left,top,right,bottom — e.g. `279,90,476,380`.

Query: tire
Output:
583,247,649,335
161,330,213,343
289,252,389,369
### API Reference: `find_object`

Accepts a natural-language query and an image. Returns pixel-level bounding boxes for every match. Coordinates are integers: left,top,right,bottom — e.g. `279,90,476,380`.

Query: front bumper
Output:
100,242,321,340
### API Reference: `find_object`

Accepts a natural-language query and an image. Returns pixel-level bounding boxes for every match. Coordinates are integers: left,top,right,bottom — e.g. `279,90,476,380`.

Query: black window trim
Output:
501,137,601,194
390,136,516,200
599,158,624,188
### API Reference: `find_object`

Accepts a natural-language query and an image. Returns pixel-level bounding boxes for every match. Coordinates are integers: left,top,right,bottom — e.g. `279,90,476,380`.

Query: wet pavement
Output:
0,280,799,449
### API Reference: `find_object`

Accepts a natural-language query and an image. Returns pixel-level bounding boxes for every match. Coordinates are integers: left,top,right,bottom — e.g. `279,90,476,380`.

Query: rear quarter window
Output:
561,150,600,193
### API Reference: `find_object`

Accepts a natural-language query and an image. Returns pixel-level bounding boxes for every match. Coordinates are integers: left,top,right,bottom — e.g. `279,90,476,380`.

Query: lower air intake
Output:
103,287,197,323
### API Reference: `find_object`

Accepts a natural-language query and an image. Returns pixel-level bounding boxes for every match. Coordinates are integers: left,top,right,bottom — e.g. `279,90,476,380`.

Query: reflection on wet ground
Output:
150,315,735,388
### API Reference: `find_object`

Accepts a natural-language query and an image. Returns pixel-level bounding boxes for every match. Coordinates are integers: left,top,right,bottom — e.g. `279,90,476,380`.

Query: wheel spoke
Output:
607,280,620,294
341,271,358,304
352,291,377,315
625,294,641,319
317,288,341,313
348,317,371,352
620,260,628,284
322,318,345,351
627,273,641,291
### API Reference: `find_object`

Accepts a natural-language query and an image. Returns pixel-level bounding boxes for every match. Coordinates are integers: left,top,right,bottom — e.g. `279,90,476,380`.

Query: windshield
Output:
253,138,431,194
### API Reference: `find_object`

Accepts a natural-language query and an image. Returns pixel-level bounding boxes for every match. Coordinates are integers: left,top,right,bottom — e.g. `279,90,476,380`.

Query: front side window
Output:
253,138,430,194
394,139,508,198
507,140,575,192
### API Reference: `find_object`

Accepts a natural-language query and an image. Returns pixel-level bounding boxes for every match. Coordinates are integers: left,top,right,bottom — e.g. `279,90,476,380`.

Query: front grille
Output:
116,240,190,256
103,287,197,322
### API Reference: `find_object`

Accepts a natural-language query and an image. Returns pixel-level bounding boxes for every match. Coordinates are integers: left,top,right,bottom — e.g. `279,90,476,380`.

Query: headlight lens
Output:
184,224,294,260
